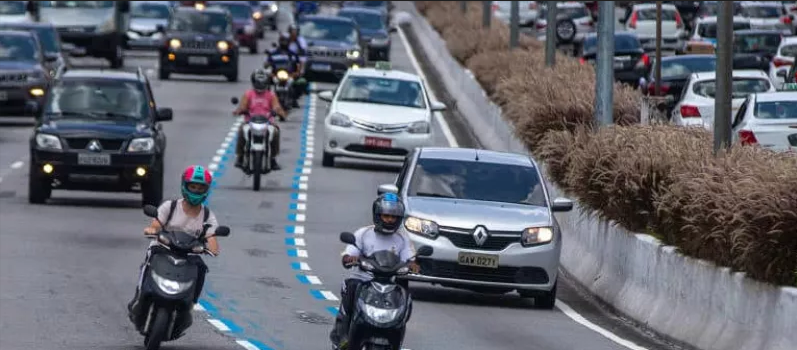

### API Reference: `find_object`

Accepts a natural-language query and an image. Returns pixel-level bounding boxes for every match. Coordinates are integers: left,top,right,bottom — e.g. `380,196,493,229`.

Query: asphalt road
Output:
0,3,678,350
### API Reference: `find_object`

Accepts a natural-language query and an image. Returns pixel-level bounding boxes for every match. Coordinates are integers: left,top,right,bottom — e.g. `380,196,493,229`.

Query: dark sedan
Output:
207,1,259,53
732,29,782,71
337,7,394,61
641,54,717,113
580,32,650,87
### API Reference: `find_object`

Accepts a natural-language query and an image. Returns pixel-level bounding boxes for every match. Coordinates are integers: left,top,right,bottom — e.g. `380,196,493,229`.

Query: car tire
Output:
226,67,239,82
28,163,51,204
322,152,335,167
109,45,124,69
142,169,164,207
519,280,557,309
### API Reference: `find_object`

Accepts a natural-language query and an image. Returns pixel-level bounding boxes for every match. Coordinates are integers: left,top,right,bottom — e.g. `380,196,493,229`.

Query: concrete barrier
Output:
394,3,797,350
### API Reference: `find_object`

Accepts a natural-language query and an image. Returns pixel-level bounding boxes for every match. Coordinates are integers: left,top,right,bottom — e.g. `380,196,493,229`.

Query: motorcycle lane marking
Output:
0,159,26,185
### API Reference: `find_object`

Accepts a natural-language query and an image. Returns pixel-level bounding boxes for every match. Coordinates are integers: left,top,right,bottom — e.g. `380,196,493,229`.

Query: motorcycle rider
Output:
265,32,303,108
128,165,220,325
232,68,287,170
287,24,309,99
329,193,420,348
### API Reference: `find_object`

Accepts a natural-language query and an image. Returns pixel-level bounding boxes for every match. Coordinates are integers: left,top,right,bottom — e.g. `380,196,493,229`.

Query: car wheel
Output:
142,169,164,207
109,45,124,69
226,67,239,82
520,280,557,310
28,163,51,204
322,152,335,167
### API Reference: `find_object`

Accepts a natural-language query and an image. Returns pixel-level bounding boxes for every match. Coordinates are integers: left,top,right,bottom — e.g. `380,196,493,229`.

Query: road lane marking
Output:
291,262,312,271
310,290,340,301
286,225,305,234
297,275,323,285
208,319,231,332
10,161,23,169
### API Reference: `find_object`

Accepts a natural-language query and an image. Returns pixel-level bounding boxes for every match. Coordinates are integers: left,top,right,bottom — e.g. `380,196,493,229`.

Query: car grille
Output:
344,145,408,156
308,48,347,58
417,259,549,285
0,73,27,85
180,40,216,51
351,119,407,134
438,226,521,251
64,138,125,151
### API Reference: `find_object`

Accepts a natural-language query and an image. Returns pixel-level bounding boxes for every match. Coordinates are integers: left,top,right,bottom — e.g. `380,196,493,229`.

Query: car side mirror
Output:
318,90,334,102
377,183,398,195
156,107,173,121
214,226,231,237
236,28,245,35
231,97,239,105
143,204,159,218
777,70,788,78
415,245,433,257
340,231,356,245
156,24,165,33
44,53,59,62
430,101,446,112
551,197,574,212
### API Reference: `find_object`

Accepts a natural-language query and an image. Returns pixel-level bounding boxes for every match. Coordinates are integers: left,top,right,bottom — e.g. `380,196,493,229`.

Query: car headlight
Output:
276,70,289,80
521,227,554,247
329,112,352,127
270,3,278,12
370,37,389,46
407,121,430,134
35,134,63,151
363,303,401,324
253,11,263,19
151,270,194,295
169,38,181,49
346,50,361,59
96,18,115,34
404,216,438,238
217,40,229,52
127,137,155,153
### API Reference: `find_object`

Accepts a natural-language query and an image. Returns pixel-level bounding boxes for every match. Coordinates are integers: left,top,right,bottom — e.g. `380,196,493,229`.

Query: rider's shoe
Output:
270,158,281,170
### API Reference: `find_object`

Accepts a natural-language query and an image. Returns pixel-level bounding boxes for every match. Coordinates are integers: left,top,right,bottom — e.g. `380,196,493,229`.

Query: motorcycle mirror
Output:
231,97,239,105
340,231,356,245
143,204,159,218
415,245,433,257
214,226,231,237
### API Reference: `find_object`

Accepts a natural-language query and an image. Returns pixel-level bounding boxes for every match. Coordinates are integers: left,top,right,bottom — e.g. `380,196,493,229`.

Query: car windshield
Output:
299,19,357,44
169,10,229,34
659,57,717,79
583,35,640,54
44,80,149,121
0,2,26,15
132,3,170,19
407,158,547,207
734,34,781,53
636,8,678,21
540,6,590,20
211,4,252,19
0,35,38,62
741,5,781,18
337,76,426,109
338,11,384,30
781,44,797,57
755,101,797,119
39,1,114,8
693,78,772,99
699,22,751,38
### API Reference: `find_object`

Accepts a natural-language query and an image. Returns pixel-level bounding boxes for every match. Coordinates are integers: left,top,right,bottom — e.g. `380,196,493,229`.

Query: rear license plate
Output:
188,56,208,65
312,63,331,71
0,91,7,101
77,153,111,166
458,252,499,269
364,137,391,148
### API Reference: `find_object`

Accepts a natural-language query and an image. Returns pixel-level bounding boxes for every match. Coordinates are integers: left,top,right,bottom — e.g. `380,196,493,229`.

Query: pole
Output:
655,2,662,96
461,1,467,13
483,1,492,28
595,1,615,126
714,1,734,154
510,1,519,49
545,1,558,67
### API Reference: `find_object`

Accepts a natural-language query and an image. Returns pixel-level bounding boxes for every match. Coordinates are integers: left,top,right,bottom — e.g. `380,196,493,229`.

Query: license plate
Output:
77,153,111,166
0,91,6,101
188,56,209,65
458,252,499,269
364,136,391,148
312,63,331,71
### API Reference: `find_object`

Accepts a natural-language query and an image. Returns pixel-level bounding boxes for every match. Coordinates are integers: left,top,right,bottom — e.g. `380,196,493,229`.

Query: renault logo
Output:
87,140,102,152
472,226,489,246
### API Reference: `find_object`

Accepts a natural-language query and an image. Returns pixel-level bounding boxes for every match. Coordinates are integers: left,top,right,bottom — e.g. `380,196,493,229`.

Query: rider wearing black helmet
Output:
232,68,287,170
265,32,303,108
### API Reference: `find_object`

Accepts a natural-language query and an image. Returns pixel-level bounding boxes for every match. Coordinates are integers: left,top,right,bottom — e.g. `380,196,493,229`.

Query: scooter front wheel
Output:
144,307,171,350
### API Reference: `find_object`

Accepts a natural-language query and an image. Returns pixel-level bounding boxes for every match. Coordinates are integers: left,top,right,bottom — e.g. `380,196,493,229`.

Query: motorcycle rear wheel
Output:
144,307,170,350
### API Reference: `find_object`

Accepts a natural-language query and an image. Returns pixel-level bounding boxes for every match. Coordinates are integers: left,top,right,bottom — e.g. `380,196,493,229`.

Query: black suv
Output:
158,6,240,82
27,68,172,205
0,22,71,79
0,29,51,117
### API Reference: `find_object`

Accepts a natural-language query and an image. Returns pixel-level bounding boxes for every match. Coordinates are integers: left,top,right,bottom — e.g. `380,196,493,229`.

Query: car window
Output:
661,58,717,79
583,35,640,54
754,100,797,119
0,35,39,62
540,6,590,20
741,5,782,18
734,34,781,53
698,22,751,38
636,8,677,21
299,19,358,44
169,10,229,34
693,78,772,99
337,76,426,109
132,3,171,19
407,158,547,207
338,11,385,31
34,27,60,54
0,1,26,15
210,3,252,20
44,79,149,121
39,1,115,8
780,44,797,57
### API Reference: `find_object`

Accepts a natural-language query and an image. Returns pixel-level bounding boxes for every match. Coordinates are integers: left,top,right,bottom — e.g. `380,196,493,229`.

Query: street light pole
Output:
545,1,558,66
483,1,492,28
655,2,662,96
714,1,734,154
595,1,615,126
510,1,519,49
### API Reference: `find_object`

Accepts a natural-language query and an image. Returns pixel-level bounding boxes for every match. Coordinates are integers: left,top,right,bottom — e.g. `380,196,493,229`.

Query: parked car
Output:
640,54,717,114
127,1,172,50
738,1,793,35
620,3,687,53
492,1,539,27
336,6,394,61
665,1,703,31
0,1,34,23
731,29,783,72
535,2,594,44
341,1,391,26
731,91,797,152
377,147,574,309
299,15,366,82
207,1,259,53
0,30,51,117
689,16,751,47
768,36,797,89
580,32,650,88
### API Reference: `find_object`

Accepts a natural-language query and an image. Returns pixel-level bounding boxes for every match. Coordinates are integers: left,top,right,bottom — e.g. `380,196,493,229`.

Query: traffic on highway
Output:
1,1,794,350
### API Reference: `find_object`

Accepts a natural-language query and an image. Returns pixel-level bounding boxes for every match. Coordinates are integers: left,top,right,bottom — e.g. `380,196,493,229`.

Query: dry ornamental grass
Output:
415,1,797,286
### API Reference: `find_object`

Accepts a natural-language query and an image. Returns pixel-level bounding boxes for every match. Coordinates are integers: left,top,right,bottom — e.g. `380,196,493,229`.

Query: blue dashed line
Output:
310,290,325,300
297,275,311,284
326,306,339,317
285,238,299,246
285,225,299,234
287,249,301,257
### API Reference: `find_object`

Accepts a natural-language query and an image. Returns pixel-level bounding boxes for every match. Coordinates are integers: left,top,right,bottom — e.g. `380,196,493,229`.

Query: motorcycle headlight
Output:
127,137,155,153
35,134,63,151
169,38,182,49
407,121,430,134
404,216,438,238
96,18,115,34
276,70,289,80
151,270,194,295
363,304,401,324
270,3,278,12
346,50,360,59
217,40,229,52
329,112,352,127
521,227,554,247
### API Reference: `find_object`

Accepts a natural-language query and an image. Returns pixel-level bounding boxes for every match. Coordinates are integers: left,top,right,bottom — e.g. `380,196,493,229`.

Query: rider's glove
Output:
341,255,359,267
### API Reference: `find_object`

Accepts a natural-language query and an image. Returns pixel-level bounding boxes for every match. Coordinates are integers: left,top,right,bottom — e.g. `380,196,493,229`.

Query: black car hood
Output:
360,28,388,40
306,39,358,50
38,119,152,139
165,31,233,41
0,60,41,72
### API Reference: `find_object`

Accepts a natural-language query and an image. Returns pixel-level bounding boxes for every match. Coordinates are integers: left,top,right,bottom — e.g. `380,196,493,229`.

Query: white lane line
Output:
298,182,308,190
556,301,649,350
306,275,323,284
10,161,23,169
193,303,206,312
208,163,219,171
236,340,261,350
320,291,339,301
297,262,311,271
293,225,305,234
396,24,459,148
301,167,312,174
293,238,306,246
207,319,231,332
303,159,312,166
294,213,306,222
299,175,309,182
296,249,308,258
296,203,307,211
306,153,314,159
297,193,308,201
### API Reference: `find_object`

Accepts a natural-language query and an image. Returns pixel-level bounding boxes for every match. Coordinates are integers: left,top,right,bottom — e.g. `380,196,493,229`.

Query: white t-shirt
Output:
156,199,218,237
343,225,414,281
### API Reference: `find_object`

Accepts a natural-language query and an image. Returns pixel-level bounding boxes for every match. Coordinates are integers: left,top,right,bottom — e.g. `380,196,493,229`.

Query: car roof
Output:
299,14,356,24
346,67,422,82
740,1,781,7
0,22,55,29
417,147,536,168
753,91,797,102
0,29,36,38
61,69,143,82
337,6,383,15
692,69,770,81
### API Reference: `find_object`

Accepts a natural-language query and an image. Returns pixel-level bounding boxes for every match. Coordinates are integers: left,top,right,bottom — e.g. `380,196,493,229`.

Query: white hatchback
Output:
621,3,686,53
672,70,776,130
738,1,793,36
318,65,447,167
732,91,797,152
768,36,797,89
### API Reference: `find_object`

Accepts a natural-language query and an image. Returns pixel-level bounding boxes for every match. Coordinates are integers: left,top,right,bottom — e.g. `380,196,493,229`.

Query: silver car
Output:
127,1,172,50
378,147,574,309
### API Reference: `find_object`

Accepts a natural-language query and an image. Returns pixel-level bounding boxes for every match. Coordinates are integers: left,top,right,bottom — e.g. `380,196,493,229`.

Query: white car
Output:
690,16,751,47
768,36,797,89
738,1,793,35
672,70,776,130
318,64,447,167
621,3,686,53
0,1,33,23
731,91,797,152
534,2,594,43
492,1,539,27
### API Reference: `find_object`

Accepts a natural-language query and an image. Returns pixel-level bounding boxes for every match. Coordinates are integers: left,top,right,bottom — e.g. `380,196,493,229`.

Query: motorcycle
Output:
231,97,274,191
333,231,434,350
133,204,231,350
269,66,293,119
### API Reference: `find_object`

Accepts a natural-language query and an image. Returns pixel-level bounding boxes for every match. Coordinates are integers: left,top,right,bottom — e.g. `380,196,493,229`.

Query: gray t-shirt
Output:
157,199,218,237
343,225,414,281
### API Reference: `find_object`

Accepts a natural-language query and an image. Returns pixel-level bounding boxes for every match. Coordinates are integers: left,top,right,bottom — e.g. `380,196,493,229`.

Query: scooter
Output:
333,231,434,350
231,97,274,191
132,204,231,350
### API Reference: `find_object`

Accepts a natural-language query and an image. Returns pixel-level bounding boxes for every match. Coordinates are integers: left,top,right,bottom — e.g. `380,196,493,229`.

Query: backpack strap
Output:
202,205,210,224
164,199,178,228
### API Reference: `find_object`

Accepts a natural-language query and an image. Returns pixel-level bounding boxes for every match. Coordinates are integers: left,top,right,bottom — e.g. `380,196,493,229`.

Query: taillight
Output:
791,5,797,12
647,83,670,96
773,57,793,67
579,57,586,65
635,53,650,69
675,11,683,29
680,105,701,118
782,16,793,25
738,130,758,145
536,21,546,30
629,11,638,29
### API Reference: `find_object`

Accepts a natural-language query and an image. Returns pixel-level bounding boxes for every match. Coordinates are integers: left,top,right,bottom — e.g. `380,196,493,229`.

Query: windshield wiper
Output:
415,192,456,199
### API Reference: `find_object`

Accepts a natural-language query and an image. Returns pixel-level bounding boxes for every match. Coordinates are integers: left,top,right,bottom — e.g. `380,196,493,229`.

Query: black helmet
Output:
372,193,405,235
251,68,269,92
288,23,299,35
278,32,290,49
